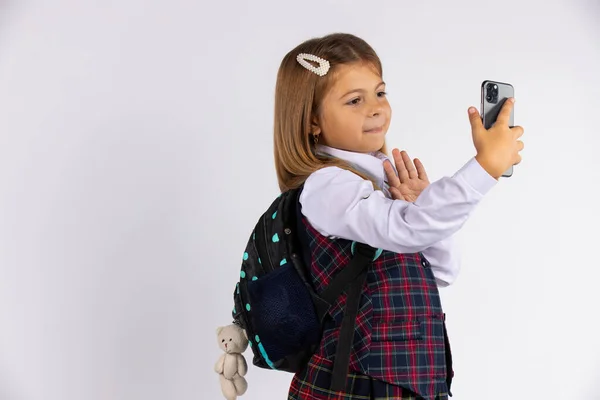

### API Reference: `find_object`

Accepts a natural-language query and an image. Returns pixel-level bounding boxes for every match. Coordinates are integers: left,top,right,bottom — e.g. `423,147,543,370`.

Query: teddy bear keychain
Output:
215,324,249,400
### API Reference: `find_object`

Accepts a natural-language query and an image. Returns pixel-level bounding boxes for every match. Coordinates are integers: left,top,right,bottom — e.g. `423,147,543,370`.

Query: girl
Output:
272,33,523,400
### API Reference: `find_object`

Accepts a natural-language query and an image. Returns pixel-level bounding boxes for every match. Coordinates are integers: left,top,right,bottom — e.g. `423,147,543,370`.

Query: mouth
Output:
363,126,384,134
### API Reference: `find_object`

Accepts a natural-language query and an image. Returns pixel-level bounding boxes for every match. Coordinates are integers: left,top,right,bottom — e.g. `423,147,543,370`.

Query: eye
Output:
377,91,387,97
221,339,225,343
229,338,232,341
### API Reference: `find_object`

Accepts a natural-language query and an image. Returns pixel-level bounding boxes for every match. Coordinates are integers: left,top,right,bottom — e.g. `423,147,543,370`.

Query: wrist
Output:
475,154,501,180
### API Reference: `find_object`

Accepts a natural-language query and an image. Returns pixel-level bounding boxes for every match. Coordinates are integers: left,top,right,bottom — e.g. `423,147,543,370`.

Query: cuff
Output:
453,157,498,196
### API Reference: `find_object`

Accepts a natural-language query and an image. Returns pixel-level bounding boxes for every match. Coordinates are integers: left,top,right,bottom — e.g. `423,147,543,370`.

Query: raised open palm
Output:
383,149,430,202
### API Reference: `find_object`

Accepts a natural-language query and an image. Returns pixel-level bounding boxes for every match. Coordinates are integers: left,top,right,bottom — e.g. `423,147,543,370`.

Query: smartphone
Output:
480,80,514,177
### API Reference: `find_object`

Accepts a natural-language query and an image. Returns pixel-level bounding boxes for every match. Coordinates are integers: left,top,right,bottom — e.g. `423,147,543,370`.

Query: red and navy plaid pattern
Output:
288,353,451,399
293,217,453,400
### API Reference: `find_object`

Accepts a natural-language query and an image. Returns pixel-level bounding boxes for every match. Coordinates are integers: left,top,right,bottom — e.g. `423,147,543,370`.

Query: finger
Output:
401,151,418,179
511,125,524,138
517,140,524,151
389,187,405,201
413,158,429,182
496,97,515,127
468,107,484,139
383,159,400,188
392,148,409,182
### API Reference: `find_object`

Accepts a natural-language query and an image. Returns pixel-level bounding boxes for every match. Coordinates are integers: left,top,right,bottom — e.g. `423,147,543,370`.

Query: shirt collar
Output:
315,144,395,192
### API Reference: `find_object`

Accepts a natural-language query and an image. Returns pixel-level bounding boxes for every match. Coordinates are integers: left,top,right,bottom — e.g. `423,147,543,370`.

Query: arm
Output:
237,354,248,376
214,354,225,374
300,157,496,254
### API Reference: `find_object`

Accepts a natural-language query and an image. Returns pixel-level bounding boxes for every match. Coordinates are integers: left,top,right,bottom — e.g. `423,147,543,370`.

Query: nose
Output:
370,107,382,119
368,99,383,117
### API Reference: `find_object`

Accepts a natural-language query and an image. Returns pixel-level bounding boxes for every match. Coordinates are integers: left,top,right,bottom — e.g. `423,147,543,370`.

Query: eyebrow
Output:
339,81,386,100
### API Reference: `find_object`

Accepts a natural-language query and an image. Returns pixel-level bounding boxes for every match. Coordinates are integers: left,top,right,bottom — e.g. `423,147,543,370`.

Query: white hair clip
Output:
296,53,330,77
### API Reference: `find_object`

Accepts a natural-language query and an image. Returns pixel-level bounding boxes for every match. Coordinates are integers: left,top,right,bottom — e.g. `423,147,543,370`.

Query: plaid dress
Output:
288,353,449,400
289,217,453,400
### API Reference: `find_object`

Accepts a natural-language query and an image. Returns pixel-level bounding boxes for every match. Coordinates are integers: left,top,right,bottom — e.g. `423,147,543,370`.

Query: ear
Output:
311,117,322,136
242,329,248,341
216,326,223,336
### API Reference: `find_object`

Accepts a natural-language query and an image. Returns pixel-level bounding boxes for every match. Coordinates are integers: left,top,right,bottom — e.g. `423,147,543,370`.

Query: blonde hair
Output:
273,33,388,192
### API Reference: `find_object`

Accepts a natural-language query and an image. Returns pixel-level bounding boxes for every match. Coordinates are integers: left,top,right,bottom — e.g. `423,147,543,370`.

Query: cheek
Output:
383,100,392,115
383,102,392,123
342,109,364,127
344,114,362,129
321,106,364,138
324,111,350,134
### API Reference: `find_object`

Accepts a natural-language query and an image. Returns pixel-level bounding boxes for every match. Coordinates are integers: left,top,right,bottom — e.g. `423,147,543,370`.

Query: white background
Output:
1,0,599,399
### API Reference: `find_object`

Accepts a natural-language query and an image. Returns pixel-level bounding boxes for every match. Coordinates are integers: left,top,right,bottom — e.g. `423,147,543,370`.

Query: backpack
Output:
231,185,379,391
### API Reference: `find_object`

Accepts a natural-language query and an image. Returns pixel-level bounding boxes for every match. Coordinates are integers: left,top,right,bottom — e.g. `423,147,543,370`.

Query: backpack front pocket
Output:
245,263,321,368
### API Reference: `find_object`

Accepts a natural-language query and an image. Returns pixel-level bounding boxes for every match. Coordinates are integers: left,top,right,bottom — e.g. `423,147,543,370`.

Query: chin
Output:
364,136,386,153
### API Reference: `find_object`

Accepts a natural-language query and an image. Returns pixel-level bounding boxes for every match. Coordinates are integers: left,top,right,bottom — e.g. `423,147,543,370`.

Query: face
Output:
312,62,391,153
216,326,248,354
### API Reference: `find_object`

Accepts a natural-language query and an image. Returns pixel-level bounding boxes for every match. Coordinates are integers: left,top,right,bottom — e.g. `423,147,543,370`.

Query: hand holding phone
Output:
468,87,524,179
480,80,518,177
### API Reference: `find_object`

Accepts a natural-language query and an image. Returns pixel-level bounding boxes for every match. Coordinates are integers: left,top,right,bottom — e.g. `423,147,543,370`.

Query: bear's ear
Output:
216,326,224,336
242,329,248,341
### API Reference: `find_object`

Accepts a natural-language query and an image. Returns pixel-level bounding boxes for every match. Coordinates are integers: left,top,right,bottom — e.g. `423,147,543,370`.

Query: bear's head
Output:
216,324,249,354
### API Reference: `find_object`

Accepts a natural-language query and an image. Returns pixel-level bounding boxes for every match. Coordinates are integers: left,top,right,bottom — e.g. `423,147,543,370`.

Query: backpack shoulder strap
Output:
282,184,378,391
318,242,376,306
327,242,376,391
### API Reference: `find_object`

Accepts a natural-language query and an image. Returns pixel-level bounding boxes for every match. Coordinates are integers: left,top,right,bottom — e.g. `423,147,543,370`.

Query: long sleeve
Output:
421,236,460,287
299,157,497,284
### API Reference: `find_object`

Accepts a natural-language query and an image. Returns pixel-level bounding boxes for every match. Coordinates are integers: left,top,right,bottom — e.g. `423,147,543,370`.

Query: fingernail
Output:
468,107,477,114
510,97,516,103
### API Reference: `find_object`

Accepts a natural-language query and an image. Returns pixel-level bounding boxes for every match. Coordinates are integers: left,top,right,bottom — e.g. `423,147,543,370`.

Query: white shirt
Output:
299,145,498,287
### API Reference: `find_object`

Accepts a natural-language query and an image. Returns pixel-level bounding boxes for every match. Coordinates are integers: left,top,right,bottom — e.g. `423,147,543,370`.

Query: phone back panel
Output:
480,80,514,177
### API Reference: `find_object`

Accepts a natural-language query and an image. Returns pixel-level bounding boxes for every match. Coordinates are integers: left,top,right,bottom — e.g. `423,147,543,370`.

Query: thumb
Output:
468,107,484,139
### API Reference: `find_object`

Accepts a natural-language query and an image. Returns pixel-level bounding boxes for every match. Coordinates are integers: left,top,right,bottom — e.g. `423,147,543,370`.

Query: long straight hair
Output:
273,33,388,192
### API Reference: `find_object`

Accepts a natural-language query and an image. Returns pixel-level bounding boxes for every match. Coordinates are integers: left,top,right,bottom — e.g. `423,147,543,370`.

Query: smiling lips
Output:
364,126,384,134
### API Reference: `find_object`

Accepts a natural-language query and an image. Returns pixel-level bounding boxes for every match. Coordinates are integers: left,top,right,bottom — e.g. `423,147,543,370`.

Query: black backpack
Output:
231,185,379,391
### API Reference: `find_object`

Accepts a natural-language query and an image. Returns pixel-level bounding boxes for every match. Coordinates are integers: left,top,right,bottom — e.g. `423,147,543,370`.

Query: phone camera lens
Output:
485,83,498,103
